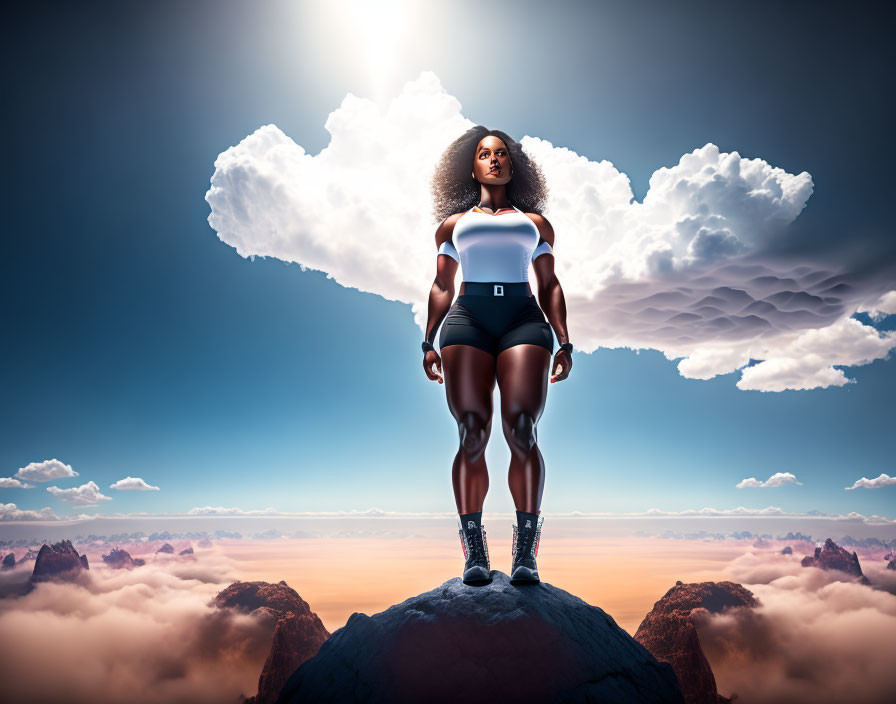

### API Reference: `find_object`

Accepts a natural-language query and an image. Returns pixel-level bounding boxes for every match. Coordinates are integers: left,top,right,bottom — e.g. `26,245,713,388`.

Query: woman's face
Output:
472,136,512,185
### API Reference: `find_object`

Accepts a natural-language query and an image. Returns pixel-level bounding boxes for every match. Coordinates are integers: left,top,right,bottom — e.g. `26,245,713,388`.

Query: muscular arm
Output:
528,213,570,346
424,214,461,346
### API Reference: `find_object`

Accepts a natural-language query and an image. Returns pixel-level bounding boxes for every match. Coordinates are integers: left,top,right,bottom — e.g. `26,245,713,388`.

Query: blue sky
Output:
2,0,894,520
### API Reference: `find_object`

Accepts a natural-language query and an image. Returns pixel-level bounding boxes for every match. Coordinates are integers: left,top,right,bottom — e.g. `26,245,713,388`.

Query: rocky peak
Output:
800,538,869,583
635,581,758,704
215,581,329,704
276,571,685,703
101,547,146,569
156,542,175,554
28,539,89,588
1,552,15,569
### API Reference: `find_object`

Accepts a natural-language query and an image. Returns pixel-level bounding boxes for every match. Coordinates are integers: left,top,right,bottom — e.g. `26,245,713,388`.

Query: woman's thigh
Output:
441,344,496,423
496,344,551,429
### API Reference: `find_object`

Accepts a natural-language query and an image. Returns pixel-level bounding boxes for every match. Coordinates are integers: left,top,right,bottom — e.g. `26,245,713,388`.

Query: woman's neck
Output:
477,184,511,211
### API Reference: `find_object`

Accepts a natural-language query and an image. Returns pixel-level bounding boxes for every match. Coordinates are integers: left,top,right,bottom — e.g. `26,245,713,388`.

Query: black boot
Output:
458,516,491,584
510,513,543,583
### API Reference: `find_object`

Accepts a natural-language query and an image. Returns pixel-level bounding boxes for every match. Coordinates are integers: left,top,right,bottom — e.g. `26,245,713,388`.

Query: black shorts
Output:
439,287,555,357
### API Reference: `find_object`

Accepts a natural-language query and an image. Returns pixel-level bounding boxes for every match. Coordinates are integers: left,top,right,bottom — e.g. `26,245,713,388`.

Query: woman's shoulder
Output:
521,211,554,246
434,210,468,247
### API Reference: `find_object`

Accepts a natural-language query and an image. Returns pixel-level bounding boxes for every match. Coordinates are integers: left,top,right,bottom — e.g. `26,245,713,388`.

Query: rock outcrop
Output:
101,547,146,569
887,558,896,571
634,580,758,704
800,538,870,583
215,580,329,704
780,546,792,555
28,539,89,587
179,546,194,556
1,552,15,569
277,571,684,704
156,543,175,554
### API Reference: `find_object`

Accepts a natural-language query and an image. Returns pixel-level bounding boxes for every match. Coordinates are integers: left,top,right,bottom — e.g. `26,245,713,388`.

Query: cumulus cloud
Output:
0,549,275,704
0,478,27,489
0,503,59,521
46,481,113,506
845,473,896,490
736,472,802,489
15,459,78,482
109,476,160,491
694,550,896,703
205,71,896,392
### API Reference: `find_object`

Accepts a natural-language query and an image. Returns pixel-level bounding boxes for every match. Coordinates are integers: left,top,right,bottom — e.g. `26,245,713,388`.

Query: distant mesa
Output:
1,552,15,570
156,543,175,554
800,538,870,584
635,580,758,704
101,547,146,569
780,546,793,555
215,580,330,704
277,571,684,704
179,546,194,556
28,539,89,589
198,538,213,548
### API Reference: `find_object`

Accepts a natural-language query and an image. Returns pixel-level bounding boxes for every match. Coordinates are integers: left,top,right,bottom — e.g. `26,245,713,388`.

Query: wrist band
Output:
422,340,435,354
557,342,573,354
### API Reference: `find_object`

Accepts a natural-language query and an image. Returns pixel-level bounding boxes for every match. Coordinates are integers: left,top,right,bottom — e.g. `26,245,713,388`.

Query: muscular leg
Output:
441,344,496,514
496,344,551,514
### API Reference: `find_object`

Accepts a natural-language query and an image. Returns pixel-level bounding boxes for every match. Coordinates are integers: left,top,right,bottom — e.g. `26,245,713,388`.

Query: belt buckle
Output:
494,284,504,296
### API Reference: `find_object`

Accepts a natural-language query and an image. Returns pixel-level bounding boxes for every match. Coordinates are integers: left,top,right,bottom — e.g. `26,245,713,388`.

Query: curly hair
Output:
430,126,549,223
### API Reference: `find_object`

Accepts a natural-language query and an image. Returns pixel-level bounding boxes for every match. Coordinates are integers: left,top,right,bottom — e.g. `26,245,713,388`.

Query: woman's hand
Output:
550,349,572,383
423,349,444,384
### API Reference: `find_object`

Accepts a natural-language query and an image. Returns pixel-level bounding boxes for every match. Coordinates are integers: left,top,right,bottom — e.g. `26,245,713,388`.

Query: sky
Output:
2,0,895,523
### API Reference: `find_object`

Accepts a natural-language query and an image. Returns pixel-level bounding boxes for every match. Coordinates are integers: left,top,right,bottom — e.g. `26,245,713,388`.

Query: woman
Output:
422,126,573,585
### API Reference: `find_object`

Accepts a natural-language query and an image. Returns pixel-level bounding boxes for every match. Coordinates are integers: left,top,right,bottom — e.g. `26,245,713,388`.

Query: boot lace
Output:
458,522,489,565
512,517,544,562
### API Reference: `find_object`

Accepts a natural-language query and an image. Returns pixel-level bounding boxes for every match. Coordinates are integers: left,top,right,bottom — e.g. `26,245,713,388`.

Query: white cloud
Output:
46,481,113,506
736,472,803,489
0,478,26,489
15,459,78,483
0,503,59,521
187,506,282,516
845,473,896,490
856,289,896,321
206,71,896,391
109,477,160,491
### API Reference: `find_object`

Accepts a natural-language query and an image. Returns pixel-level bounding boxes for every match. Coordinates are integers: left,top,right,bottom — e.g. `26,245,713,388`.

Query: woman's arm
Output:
423,215,461,382
528,213,572,382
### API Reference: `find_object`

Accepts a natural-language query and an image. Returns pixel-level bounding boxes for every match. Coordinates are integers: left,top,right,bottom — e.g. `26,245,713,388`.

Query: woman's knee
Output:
457,411,490,462
503,412,537,455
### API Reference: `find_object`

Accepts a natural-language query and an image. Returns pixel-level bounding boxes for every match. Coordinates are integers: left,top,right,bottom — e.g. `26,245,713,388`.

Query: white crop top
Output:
437,205,553,282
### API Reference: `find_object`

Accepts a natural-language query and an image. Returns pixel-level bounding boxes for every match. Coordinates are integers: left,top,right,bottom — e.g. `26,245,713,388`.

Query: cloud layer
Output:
696,550,896,703
0,548,273,704
206,71,896,391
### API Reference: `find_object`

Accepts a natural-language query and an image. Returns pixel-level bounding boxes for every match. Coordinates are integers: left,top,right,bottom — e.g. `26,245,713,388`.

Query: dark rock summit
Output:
101,547,146,569
887,558,896,571
215,580,329,704
1,552,15,569
780,546,792,555
634,580,758,704
156,542,175,554
276,571,684,704
28,539,89,588
800,538,870,583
